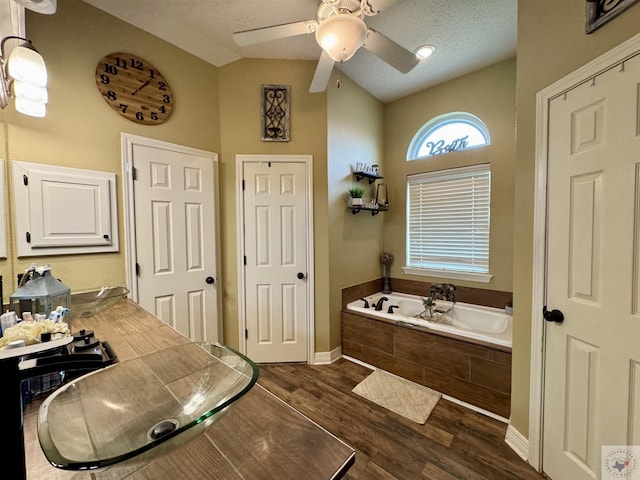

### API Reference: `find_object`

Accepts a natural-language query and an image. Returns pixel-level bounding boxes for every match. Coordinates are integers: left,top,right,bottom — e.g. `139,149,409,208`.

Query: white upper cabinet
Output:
13,161,119,257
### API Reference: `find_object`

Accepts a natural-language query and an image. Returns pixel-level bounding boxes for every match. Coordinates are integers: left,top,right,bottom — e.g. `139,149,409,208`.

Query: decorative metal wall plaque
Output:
261,84,290,142
586,0,640,33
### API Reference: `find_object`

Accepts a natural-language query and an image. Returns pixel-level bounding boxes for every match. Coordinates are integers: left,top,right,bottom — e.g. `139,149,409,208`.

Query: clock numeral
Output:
131,59,144,70
119,104,128,113
100,74,110,85
151,112,159,121
158,81,166,91
104,63,117,75
149,69,156,79
114,57,128,69
136,112,144,121
107,91,117,101
163,94,171,104
159,106,166,114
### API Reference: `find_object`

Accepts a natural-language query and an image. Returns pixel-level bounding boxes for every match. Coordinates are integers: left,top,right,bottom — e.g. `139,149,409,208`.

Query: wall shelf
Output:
354,171,383,184
350,205,389,216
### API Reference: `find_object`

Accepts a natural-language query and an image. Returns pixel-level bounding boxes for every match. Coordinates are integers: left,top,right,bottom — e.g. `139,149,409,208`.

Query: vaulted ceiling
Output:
82,0,517,103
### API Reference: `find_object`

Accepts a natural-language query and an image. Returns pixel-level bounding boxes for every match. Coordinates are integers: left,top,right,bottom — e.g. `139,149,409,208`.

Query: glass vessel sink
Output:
70,286,129,319
37,342,258,472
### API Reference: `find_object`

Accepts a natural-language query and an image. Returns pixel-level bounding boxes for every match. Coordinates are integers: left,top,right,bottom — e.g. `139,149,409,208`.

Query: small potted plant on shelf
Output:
348,187,365,207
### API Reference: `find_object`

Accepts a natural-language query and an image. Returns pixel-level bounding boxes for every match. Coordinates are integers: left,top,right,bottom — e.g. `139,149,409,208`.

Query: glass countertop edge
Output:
37,343,259,471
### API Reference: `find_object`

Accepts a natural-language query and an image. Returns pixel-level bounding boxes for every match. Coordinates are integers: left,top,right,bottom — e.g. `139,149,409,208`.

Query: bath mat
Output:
352,369,441,424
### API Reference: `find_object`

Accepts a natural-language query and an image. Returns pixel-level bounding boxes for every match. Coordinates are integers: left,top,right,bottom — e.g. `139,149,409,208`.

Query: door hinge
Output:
245,329,248,340
244,255,247,266
135,262,140,276
23,174,28,186
131,166,137,181
242,179,245,190
25,232,31,243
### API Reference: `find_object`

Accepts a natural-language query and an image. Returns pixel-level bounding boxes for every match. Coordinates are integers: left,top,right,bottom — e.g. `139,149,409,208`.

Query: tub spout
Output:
430,283,457,304
374,297,388,311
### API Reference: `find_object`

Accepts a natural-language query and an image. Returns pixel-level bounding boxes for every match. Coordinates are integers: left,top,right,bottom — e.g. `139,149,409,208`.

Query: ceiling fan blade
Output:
309,50,335,93
363,0,407,15
233,20,318,46
363,28,419,74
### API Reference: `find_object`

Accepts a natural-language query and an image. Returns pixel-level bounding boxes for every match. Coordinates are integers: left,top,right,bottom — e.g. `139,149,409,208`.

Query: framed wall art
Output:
261,84,290,142
586,0,640,33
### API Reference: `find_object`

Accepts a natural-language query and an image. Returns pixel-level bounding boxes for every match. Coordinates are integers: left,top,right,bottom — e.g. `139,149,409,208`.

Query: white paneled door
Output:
543,54,640,479
243,160,309,363
129,137,220,343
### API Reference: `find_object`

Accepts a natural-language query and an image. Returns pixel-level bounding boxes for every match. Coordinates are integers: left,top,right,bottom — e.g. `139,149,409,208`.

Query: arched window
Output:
406,112,490,160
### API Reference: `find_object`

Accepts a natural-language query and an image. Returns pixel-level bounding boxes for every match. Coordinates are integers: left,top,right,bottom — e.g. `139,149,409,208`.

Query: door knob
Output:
297,272,305,280
205,276,215,285
543,306,564,323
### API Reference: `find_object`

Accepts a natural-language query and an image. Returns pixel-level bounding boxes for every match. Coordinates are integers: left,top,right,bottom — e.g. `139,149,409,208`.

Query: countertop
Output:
23,299,355,479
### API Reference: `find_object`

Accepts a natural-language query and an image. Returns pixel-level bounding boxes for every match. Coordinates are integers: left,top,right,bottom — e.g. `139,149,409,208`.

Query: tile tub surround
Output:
341,310,512,417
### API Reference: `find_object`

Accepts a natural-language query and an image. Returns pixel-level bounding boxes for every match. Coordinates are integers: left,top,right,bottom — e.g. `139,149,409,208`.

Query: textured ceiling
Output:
81,0,517,103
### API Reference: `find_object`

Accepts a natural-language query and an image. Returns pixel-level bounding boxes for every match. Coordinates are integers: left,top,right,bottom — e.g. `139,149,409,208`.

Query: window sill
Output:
402,267,493,284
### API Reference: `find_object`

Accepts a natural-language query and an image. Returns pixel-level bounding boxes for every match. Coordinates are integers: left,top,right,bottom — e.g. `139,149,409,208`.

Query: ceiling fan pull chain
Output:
337,61,343,88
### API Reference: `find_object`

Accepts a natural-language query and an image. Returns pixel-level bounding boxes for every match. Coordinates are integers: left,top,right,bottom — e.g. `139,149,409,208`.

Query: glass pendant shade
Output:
15,97,46,117
316,14,367,62
7,44,47,87
13,80,48,103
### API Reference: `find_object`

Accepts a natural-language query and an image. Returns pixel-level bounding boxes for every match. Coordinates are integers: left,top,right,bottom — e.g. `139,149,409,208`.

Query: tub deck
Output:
347,293,512,350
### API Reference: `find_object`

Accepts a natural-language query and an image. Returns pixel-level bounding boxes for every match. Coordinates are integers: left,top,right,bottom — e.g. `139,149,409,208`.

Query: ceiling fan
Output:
233,0,419,93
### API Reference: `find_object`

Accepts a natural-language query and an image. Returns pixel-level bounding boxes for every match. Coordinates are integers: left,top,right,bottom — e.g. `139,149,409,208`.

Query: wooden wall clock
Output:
95,52,173,125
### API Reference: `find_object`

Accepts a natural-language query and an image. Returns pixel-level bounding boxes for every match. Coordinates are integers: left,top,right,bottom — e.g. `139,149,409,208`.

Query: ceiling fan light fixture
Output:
315,14,367,62
415,44,436,60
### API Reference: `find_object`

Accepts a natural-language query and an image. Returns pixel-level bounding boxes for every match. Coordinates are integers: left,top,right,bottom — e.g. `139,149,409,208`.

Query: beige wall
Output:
0,0,220,300
327,74,384,348
512,1,640,436
9,0,640,444
218,58,329,350
383,58,516,293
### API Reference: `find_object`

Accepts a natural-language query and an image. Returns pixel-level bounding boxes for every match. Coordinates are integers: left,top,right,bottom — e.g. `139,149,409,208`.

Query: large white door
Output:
543,54,640,479
243,160,309,363
128,136,221,343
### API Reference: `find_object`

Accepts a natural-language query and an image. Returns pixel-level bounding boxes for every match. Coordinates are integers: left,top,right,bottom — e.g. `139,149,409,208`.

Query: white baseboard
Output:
505,423,529,462
313,346,342,365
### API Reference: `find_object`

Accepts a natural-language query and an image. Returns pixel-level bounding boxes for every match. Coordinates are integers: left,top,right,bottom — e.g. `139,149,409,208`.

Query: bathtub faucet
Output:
429,283,457,304
373,296,389,311
360,298,370,308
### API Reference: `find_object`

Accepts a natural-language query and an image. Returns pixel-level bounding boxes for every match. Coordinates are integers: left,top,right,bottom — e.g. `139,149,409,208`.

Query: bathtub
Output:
346,292,512,348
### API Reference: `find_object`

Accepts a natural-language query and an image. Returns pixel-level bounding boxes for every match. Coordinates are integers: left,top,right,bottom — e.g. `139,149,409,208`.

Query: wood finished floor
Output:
257,358,545,480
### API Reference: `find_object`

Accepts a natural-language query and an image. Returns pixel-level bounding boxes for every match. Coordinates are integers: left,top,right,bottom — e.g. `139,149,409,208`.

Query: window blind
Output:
406,164,490,274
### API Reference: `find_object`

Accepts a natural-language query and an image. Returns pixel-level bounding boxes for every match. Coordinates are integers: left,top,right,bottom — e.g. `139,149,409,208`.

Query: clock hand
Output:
131,80,151,95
